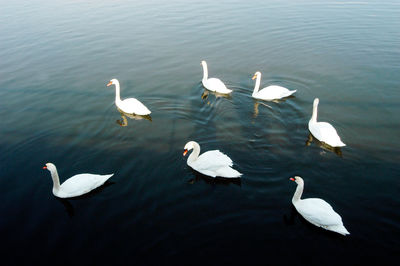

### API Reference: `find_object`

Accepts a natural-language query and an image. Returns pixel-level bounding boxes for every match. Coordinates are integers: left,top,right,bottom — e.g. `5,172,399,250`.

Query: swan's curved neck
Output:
202,63,208,81
253,74,261,96
114,82,122,104
49,168,61,191
311,101,318,122
292,182,303,203
187,142,201,164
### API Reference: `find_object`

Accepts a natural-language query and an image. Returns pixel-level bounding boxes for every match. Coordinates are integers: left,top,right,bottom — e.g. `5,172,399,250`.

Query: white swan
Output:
251,71,296,100
201,61,232,94
308,98,346,147
290,176,350,236
107,79,151,115
183,141,241,178
43,163,114,198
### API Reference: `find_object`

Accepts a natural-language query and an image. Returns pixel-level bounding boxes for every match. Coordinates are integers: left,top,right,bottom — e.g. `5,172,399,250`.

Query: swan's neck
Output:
292,182,303,203
49,168,61,192
114,82,122,104
310,101,318,123
202,63,208,82
253,74,261,96
187,142,201,164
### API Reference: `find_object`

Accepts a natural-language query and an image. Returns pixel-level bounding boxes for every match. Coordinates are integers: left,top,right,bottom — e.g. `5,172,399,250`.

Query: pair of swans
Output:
42,163,350,236
182,143,349,235
43,140,240,199
201,60,297,100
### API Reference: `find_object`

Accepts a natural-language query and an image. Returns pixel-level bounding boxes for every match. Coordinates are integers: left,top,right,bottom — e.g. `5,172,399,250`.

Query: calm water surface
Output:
0,0,399,265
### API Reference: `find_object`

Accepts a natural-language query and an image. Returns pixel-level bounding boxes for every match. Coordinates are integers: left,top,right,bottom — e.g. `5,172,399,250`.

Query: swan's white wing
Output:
119,98,151,115
255,85,296,100
58,173,113,198
197,150,233,166
309,121,345,146
203,78,232,94
190,150,241,178
295,198,343,227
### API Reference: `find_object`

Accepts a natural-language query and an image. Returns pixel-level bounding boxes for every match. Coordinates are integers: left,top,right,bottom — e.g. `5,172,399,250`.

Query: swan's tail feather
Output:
285,89,297,97
329,140,346,147
218,167,242,178
102,173,114,183
336,141,346,147
328,224,350,235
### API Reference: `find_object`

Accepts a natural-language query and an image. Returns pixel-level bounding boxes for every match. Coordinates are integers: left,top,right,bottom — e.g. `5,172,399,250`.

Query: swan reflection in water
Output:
55,182,115,217
253,101,273,118
187,169,241,187
306,133,343,157
252,95,296,118
116,109,152,127
201,89,232,102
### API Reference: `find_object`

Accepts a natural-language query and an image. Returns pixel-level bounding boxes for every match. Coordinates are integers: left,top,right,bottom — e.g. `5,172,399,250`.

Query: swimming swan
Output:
308,98,346,147
43,163,114,198
183,141,241,178
251,71,296,100
201,61,232,94
290,176,350,235
107,79,151,115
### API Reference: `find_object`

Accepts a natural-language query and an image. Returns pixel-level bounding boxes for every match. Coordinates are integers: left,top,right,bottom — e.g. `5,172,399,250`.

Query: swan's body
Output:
308,98,346,147
107,79,151,115
183,141,241,178
251,71,296,100
290,176,350,235
43,163,114,198
201,61,232,94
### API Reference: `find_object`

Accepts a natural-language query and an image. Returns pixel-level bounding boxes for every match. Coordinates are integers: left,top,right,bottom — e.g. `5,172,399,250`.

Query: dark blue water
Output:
1,0,399,265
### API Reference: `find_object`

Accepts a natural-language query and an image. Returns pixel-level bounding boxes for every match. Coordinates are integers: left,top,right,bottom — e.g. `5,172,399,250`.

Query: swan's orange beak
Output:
43,166,47,169
106,81,113,87
290,177,295,181
252,74,257,80
183,149,188,156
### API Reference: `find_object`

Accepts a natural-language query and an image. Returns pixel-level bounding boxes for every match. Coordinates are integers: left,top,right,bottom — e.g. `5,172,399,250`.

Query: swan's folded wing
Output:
297,198,343,226
200,150,233,165
60,173,113,196
206,78,226,88
316,122,341,140
191,150,233,171
258,85,294,99
120,98,151,115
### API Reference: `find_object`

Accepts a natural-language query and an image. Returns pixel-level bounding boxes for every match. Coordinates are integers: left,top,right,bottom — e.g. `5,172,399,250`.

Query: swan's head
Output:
252,71,261,80
107,78,119,87
290,176,304,186
313,98,319,107
183,141,195,156
43,163,56,173
201,60,207,67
